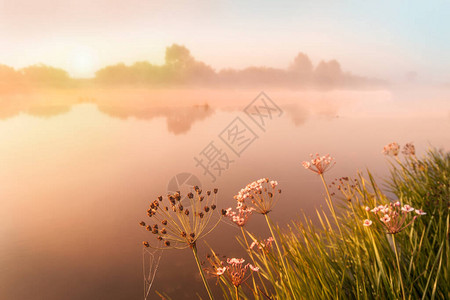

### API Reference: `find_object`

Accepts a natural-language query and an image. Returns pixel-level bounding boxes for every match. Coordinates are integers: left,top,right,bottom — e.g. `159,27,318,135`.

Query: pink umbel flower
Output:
302,153,335,175
380,214,391,223
250,237,274,250
382,142,400,156
215,267,226,276
363,219,373,227
365,201,424,234
214,257,259,287
415,209,426,215
402,142,416,156
225,206,255,226
234,178,281,214
401,205,414,212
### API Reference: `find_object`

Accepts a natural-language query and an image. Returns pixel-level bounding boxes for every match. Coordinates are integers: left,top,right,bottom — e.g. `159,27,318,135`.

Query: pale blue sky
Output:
0,0,449,82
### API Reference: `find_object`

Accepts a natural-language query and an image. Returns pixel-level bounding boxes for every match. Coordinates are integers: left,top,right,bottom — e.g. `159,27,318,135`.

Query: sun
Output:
67,45,98,78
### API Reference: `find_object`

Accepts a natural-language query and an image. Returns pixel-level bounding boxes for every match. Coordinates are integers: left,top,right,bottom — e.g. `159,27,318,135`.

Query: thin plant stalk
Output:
235,286,239,300
192,243,214,300
240,227,269,296
264,214,295,297
392,234,406,300
319,173,343,235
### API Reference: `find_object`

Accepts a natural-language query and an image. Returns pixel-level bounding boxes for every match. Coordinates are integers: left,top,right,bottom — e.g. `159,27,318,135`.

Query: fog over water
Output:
0,87,449,299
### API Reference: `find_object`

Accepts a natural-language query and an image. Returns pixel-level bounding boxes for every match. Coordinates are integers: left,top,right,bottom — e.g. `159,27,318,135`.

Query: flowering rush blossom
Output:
382,142,400,156
250,237,274,250
212,258,259,287
224,206,255,226
364,201,426,234
302,153,335,175
233,178,281,215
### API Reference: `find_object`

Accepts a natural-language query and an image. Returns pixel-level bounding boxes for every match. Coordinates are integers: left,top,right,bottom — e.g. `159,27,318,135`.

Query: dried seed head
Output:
152,228,158,234
158,196,163,201
214,188,218,194
178,205,183,211
211,204,216,210
181,231,187,237
162,220,168,225
164,241,170,247
161,228,167,234
200,196,204,202
143,241,149,247
204,206,210,212
207,191,211,196
153,224,158,229
185,209,190,216
157,236,163,241
199,212,204,219
146,225,151,231
139,221,146,227
190,233,195,238
188,192,194,199
221,209,227,215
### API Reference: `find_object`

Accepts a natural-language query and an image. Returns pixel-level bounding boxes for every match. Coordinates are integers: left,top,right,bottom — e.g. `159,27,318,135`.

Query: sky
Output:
0,0,449,82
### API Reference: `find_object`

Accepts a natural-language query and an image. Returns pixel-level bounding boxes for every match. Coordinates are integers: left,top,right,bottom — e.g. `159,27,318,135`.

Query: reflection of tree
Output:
97,103,214,135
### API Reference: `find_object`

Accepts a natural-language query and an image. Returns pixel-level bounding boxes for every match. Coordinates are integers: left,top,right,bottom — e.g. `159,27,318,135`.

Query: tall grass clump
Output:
140,144,448,299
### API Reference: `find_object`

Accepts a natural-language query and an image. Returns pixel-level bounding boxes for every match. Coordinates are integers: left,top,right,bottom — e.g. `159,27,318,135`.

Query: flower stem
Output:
235,286,239,300
240,227,269,296
392,234,406,300
192,243,214,300
319,174,343,235
264,214,295,297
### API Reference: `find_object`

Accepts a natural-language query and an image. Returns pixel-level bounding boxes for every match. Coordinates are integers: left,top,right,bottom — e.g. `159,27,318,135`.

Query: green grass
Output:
210,148,449,299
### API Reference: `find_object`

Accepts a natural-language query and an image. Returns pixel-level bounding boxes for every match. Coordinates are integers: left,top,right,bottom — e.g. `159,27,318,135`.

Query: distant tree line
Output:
0,44,386,93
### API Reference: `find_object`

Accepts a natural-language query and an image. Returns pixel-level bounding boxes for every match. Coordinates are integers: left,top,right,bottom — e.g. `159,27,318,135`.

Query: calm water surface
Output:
0,88,449,299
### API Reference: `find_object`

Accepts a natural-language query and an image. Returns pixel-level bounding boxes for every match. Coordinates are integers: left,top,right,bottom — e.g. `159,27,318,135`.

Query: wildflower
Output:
250,237,274,250
365,201,424,234
401,205,414,212
215,267,226,276
302,153,335,174
365,206,370,212
233,178,281,214
402,142,415,156
380,214,391,223
225,205,255,226
382,142,400,156
363,219,372,227
213,257,259,288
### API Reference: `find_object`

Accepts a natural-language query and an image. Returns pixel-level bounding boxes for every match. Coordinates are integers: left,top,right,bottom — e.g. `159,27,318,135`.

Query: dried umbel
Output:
140,187,222,249
234,178,281,214
382,142,400,157
363,201,426,234
402,142,416,156
302,153,335,175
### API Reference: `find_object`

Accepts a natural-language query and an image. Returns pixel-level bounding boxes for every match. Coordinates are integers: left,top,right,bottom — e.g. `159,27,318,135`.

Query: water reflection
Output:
0,88,449,299
97,103,213,135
